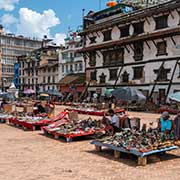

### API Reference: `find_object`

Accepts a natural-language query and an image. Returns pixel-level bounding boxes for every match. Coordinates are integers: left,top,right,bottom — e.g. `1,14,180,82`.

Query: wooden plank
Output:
95,145,102,152
138,157,147,166
114,150,121,159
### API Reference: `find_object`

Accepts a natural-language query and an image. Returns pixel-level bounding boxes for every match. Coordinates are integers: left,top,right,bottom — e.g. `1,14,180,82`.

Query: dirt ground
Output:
0,106,180,180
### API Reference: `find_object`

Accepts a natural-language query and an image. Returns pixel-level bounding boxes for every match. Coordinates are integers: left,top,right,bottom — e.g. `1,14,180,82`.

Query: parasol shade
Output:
46,89,62,97
105,88,114,96
40,93,49,97
23,89,35,94
111,87,146,103
169,92,180,102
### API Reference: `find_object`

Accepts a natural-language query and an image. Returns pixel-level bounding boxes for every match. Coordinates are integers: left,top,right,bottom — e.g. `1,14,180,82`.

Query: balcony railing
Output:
62,57,74,63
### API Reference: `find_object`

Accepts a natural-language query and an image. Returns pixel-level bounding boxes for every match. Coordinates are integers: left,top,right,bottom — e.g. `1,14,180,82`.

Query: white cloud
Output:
53,33,66,45
1,7,65,45
0,0,19,11
17,8,60,39
1,14,17,27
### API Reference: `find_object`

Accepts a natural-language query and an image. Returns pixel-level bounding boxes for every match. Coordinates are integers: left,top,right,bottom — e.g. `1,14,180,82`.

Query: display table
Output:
91,141,179,166
8,111,68,131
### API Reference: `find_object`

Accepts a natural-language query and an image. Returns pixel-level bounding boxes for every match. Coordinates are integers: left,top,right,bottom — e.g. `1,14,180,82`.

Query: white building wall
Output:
84,7,180,98
59,45,85,81
112,26,120,40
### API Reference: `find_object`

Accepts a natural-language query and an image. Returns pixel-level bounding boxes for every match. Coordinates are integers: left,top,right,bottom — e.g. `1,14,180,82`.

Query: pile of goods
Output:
0,113,13,122
45,118,106,135
8,112,51,127
15,115,48,123
96,128,180,153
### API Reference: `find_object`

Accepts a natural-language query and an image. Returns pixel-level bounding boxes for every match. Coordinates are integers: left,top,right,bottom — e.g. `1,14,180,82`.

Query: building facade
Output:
58,31,86,94
18,46,61,92
79,0,180,101
59,31,85,79
0,26,43,90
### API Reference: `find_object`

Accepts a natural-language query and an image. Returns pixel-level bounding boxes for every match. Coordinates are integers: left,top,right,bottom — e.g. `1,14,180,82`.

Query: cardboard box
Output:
4,104,16,113
24,106,33,113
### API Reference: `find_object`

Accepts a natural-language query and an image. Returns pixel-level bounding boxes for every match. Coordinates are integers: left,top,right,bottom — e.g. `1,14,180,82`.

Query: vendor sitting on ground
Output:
107,109,120,132
36,102,46,114
158,111,172,134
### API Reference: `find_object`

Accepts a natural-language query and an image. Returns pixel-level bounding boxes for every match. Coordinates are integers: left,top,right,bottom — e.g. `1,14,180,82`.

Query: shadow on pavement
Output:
85,148,180,167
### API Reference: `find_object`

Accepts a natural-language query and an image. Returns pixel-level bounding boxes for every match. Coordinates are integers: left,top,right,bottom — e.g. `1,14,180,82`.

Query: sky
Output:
0,0,108,45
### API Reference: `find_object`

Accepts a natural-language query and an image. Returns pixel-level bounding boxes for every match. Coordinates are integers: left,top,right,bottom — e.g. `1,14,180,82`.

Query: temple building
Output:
78,0,180,101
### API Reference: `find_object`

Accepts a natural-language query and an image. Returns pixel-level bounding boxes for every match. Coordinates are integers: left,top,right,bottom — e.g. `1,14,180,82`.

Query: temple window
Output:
99,73,106,84
103,29,112,41
120,25,130,38
155,15,168,30
109,68,118,80
133,66,144,79
90,70,97,81
122,71,129,83
156,41,167,56
103,48,124,66
89,51,96,66
133,41,143,61
154,66,170,81
89,36,97,44
133,22,144,35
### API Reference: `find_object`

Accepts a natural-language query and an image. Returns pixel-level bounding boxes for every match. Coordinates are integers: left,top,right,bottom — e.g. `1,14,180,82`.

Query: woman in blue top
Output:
158,111,172,134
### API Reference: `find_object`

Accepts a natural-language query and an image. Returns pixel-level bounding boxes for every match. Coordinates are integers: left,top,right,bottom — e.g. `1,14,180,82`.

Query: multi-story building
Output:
58,31,86,95
78,0,180,102
38,46,61,92
0,25,43,90
18,46,62,92
59,31,84,79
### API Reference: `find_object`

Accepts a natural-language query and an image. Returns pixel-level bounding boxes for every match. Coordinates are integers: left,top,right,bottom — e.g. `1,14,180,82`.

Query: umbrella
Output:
23,89,35,94
46,89,62,97
105,88,114,96
111,87,146,104
168,92,180,102
40,93,49,97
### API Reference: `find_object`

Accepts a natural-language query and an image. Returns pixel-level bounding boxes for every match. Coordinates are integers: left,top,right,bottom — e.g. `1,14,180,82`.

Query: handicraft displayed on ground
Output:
96,128,180,153
45,118,106,135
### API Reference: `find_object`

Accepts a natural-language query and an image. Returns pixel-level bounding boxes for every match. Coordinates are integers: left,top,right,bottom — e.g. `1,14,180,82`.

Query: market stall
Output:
67,107,125,116
42,115,113,142
91,129,180,166
8,111,68,131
